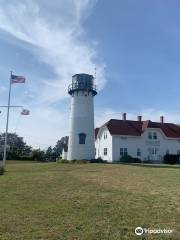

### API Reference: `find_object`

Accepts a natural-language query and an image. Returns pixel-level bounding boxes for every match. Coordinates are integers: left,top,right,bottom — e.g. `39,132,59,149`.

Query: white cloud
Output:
0,0,106,104
0,0,106,147
0,85,6,93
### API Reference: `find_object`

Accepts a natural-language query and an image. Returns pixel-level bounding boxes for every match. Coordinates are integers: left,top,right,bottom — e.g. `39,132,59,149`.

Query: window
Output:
79,133,86,144
104,148,107,156
177,150,180,155
148,148,159,155
120,148,128,156
166,149,169,155
137,148,141,157
154,148,158,154
104,131,107,139
148,132,152,139
153,132,157,139
148,148,153,155
120,148,124,156
124,148,127,156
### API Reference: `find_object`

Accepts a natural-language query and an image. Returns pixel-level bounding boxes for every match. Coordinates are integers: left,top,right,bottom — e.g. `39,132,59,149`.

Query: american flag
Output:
21,109,30,115
11,74,26,84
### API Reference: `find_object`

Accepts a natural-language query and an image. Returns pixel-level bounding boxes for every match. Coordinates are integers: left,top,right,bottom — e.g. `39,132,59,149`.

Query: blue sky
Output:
0,0,180,148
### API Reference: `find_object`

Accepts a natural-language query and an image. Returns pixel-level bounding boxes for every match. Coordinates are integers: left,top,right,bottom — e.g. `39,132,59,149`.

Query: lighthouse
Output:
67,73,97,160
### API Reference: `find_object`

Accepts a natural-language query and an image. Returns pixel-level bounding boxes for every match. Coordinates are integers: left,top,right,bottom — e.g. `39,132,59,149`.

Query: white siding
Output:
68,91,95,160
95,127,113,162
112,135,143,161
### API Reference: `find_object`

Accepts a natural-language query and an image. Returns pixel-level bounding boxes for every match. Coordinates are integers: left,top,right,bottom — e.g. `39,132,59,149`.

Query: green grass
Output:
0,162,179,240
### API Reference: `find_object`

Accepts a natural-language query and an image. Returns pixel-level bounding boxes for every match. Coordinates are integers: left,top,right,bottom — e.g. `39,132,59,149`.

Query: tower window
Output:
79,133,86,144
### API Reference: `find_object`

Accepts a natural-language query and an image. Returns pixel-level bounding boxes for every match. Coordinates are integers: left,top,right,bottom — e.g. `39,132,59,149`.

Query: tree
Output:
53,136,68,158
31,149,45,162
45,146,56,161
0,133,32,160
46,146,53,158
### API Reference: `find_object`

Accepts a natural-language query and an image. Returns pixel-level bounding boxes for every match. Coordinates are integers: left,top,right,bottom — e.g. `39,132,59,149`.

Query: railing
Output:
68,82,97,95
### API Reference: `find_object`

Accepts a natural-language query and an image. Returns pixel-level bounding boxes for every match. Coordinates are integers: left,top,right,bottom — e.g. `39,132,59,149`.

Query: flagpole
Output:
2,71,12,167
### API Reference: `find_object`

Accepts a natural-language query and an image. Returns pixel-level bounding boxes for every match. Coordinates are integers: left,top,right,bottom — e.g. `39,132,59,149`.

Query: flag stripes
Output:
11,74,26,84
21,109,30,115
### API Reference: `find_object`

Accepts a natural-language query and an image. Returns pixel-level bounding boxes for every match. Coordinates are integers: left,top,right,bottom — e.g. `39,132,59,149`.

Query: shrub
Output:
163,154,179,165
120,155,141,163
90,157,107,163
71,159,89,164
0,166,5,175
70,159,77,163
142,159,152,164
57,159,69,163
57,159,89,164
31,149,46,162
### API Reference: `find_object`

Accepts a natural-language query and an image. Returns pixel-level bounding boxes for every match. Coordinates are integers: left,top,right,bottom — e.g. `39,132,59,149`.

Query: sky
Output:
0,0,180,148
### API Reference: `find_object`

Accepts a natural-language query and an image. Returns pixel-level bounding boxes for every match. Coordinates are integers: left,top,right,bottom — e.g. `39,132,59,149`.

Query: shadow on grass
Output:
115,162,180,169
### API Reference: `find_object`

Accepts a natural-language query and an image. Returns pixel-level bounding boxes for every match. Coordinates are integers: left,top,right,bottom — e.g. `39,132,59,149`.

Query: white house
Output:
95,113,180,163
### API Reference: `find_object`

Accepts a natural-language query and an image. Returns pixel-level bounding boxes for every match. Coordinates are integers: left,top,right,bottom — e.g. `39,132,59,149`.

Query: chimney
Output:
160,116,164,124
138,116,142,122
122,112,126,121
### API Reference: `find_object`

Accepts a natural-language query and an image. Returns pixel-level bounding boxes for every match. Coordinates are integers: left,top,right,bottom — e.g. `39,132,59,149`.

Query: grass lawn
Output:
0,162,179,240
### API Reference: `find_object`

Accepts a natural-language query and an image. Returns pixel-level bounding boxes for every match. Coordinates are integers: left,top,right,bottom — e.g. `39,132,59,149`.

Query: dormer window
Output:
148,132,152,139
153,132,157,139
104,131,107,139
79,133,86,144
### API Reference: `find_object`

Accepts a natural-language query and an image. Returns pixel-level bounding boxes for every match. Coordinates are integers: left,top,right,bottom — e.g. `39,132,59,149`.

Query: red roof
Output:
96,119,180,138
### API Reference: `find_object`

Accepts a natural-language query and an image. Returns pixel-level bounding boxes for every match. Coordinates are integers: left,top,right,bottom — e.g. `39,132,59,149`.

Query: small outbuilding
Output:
62,145,68,160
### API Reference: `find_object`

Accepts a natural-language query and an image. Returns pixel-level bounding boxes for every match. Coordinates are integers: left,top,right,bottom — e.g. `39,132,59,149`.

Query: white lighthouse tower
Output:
67,73,97,160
